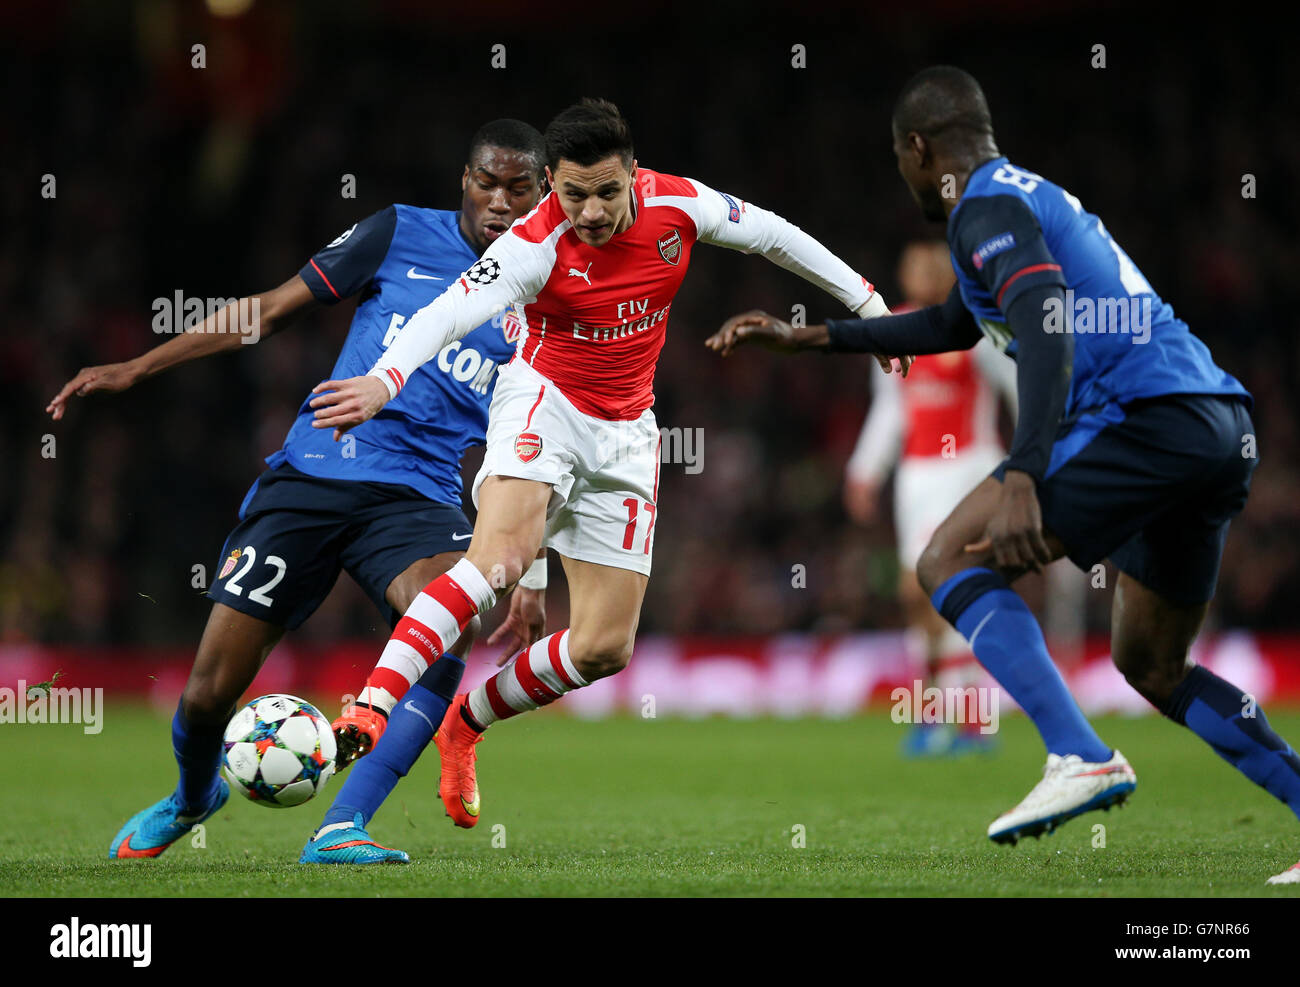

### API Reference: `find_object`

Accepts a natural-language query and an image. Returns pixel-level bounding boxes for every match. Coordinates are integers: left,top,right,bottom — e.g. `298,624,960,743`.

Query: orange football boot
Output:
332,704,388,770
435,694,484,827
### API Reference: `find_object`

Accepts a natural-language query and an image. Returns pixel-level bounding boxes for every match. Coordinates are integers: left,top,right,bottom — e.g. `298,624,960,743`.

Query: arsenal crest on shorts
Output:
515,432,542,463
657,228,681,266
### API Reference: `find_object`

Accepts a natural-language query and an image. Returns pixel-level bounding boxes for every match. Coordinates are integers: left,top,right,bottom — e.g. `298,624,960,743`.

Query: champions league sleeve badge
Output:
466,258,501,285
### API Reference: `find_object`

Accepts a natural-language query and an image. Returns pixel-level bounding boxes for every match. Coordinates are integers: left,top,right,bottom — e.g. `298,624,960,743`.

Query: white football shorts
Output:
472,358,661,576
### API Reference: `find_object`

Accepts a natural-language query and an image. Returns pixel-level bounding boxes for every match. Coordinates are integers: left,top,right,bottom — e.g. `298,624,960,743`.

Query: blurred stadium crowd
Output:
3,2,1297,645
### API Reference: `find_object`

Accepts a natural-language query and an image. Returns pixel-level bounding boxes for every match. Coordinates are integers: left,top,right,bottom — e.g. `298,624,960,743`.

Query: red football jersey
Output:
372,168,880,420
899,350,991,458
510,170,700,418
845,304,1015,482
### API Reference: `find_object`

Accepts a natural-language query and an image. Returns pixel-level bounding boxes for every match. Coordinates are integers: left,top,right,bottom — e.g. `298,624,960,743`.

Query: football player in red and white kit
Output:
843,241,1016,755
307,98,901,830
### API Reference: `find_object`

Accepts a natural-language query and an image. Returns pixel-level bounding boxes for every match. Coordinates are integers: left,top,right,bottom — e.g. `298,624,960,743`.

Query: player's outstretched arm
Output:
46,276,315,420
310,231,551,437
705,310,911,375
822,285,981,357
708,286,983,369
686,178,888,319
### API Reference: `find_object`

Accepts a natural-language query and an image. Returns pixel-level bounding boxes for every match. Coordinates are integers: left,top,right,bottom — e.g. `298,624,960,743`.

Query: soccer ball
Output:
222,694,337,807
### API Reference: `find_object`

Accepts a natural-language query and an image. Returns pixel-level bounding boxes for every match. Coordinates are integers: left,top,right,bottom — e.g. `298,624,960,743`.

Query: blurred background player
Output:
47,119,550,864
843,240,1016,756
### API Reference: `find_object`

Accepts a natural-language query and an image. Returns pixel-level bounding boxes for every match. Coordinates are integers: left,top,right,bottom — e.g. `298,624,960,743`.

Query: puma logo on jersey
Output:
567,262,593,285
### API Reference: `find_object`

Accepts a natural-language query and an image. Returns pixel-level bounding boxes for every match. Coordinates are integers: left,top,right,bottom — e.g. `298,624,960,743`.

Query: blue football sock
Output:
171,703,226,814
320,655,466,829
932,567,1111,762
1164,666,1300,820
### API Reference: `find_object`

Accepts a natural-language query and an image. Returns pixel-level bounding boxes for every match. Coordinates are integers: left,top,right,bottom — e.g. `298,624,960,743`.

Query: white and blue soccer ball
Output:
222,694,337,807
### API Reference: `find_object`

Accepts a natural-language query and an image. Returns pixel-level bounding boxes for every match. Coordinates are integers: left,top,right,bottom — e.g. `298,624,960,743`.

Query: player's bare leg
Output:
332,550,481,765
1110,574,1300,882
916,477,1134,842
916,477,1065,588
557,557,646,678
109,604,283,858
182,603,285,727
1109,573,1205,708
436,555,646,825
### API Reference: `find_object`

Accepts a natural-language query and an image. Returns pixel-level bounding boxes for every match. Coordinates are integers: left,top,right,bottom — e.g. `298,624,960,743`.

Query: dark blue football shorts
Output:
992,394,1257,606
208,463,473,630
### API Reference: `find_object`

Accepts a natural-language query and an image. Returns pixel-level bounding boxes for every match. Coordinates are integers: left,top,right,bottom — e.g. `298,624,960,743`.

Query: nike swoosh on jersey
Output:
407,267,444,280
450,532,472,541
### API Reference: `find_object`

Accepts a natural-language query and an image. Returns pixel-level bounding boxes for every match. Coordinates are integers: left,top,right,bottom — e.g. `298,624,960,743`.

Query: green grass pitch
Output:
3,704,1300,897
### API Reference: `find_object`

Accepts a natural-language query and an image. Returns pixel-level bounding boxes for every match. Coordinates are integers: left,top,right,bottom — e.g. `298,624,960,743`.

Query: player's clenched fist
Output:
309,375,392,439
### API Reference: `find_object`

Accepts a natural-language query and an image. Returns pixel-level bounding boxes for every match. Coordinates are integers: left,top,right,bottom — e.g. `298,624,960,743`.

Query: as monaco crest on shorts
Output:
657,228,682,266
515,432,542,463
219,548,241,580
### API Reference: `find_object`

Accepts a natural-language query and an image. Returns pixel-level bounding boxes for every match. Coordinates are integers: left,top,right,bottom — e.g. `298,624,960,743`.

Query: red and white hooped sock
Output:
358,558,497,714
465,629,588,729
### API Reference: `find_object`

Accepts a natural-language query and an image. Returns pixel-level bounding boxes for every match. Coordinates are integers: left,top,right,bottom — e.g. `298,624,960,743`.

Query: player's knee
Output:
466,549,530,596
567,633,634,681
1112,644,1188,708
915,537,955,597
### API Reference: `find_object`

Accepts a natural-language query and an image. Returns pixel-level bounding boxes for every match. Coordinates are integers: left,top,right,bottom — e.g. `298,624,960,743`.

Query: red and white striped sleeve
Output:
368,221,557,398
679,177,888,318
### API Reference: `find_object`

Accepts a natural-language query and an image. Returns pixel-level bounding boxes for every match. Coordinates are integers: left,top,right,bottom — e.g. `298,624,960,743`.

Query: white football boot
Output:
1267,860,1300,885
988,749,1136,844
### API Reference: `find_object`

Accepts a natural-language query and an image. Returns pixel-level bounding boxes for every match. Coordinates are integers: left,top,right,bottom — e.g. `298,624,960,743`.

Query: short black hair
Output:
467,119,546,176
544,98,633,170
892,66,994,143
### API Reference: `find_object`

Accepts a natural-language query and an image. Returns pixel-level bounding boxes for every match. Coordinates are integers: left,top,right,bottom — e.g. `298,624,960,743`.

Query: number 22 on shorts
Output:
222,545,288,606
